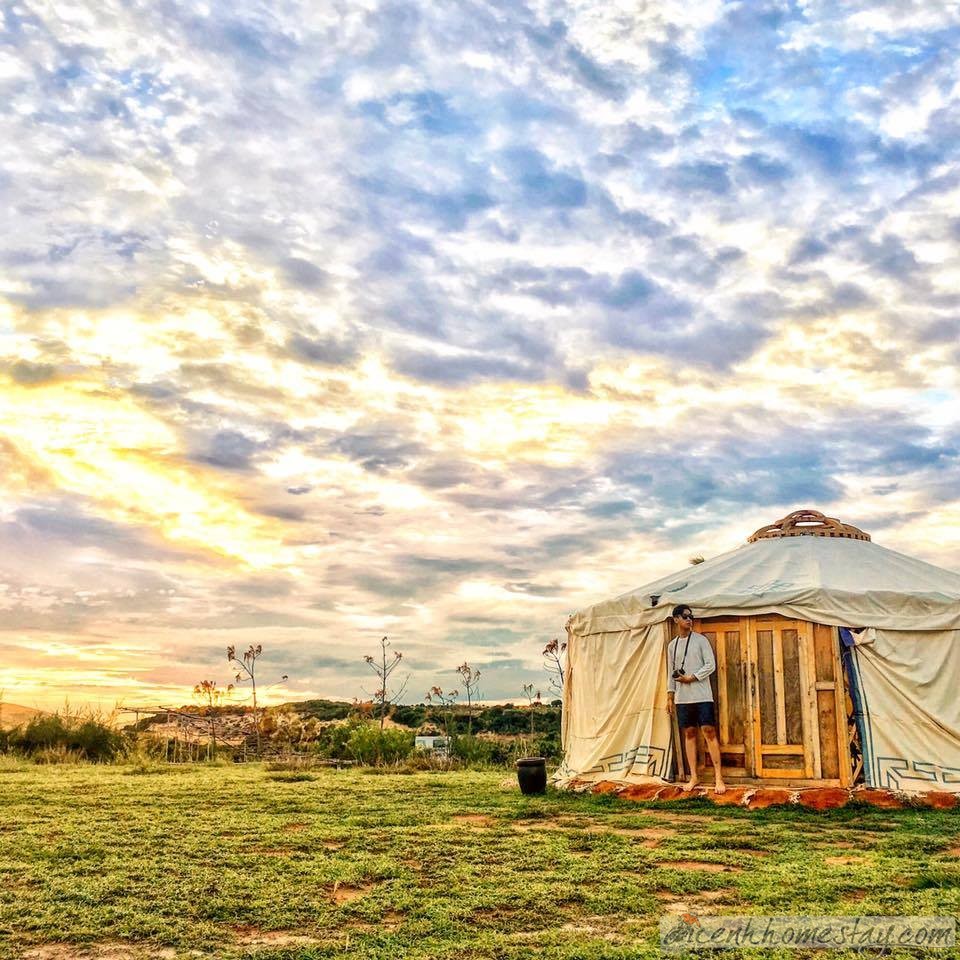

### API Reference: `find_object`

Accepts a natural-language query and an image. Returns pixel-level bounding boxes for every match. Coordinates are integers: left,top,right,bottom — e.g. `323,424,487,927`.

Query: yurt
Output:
557,510,960,795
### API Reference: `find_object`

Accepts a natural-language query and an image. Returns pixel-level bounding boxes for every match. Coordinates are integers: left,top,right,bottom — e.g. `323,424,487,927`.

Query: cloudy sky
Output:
2,0,959,712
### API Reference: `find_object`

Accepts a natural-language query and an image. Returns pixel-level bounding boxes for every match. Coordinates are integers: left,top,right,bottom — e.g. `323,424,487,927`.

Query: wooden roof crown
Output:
747,509,871,543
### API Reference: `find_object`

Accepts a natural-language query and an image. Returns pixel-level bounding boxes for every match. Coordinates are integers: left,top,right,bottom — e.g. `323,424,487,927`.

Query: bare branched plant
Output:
425,686,458,738
227,644,263,755
689,554,705,565
363,636,409,731
543,637,567,696
455,662,481,736
193,680,233,754
521,683,541,735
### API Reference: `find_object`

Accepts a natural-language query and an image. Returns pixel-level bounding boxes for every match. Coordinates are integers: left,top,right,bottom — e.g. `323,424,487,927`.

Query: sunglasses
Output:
679,612,693,620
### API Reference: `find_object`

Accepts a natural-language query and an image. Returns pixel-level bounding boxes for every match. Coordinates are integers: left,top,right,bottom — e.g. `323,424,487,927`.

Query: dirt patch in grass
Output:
658,888,737,914
510,820,672,847
658,861,742,873
944,846,960,857
232,926,321,947
589,825,675,839
322,841,344,850
452,814,495,827
282,822,308,832
825,855,866,866
20,947,178,960
329,881,377,904
641,813,720,826
558,918,624,941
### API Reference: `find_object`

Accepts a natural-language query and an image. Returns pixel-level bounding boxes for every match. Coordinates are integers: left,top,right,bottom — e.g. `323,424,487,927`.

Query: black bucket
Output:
516,756,547,795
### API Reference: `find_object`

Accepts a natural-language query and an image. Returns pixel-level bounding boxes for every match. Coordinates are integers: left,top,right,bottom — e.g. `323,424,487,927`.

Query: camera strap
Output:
674,634,692,675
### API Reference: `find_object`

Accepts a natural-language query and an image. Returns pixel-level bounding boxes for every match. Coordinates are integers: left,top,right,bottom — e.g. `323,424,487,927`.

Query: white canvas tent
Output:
558,510,960,795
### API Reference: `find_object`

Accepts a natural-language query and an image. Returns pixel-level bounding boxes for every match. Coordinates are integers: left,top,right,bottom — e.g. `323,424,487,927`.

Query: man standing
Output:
667,604,726,794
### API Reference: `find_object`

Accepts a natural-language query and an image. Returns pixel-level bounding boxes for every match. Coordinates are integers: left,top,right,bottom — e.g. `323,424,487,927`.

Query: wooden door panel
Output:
694,619,749,778
749,619,814,779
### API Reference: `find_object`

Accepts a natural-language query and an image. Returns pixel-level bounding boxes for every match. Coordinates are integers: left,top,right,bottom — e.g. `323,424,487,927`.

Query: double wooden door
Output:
686,615,847,783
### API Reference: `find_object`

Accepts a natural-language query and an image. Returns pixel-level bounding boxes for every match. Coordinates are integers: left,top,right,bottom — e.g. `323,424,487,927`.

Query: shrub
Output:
345,722,414,765
303,718,415,766
16,714,71,751
9,712,128,763
451,735,499,765
68,719,127,762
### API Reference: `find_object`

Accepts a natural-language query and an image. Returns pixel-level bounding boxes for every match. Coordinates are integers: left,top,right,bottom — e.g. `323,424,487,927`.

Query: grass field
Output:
1,761,958,959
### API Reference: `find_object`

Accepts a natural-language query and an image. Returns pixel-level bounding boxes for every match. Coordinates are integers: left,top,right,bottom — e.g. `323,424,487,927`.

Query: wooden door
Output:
682,616,848,785
747,618,815,779
694,619,752,779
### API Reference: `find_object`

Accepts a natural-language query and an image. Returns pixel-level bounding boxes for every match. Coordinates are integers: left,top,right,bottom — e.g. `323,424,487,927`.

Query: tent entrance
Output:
684,615,852,787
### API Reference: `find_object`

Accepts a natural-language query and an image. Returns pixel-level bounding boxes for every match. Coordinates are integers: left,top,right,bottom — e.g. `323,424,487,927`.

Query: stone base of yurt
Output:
568,779,959,811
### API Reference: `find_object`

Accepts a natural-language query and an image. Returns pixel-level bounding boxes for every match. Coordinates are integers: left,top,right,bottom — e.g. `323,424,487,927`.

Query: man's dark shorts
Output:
676,701,716,729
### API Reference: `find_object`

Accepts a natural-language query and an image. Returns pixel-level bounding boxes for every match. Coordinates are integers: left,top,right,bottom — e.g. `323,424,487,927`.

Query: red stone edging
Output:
568,779,959,811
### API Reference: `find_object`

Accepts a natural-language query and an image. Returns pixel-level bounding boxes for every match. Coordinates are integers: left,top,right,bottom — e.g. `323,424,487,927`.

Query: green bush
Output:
15,714,70,751
305,718,414,766
69,719,127,762
7,713,128,763
345,722,414,765
451,735,498,765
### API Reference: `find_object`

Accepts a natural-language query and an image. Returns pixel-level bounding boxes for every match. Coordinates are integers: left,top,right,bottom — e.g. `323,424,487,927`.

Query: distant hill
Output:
0,703,44,730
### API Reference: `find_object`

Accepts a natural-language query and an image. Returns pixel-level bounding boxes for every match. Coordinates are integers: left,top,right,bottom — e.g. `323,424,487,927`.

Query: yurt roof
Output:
569,510,960,636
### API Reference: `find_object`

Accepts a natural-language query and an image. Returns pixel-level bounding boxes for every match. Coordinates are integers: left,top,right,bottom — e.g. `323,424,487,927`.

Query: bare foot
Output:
681,779,699,792
713,779,727,795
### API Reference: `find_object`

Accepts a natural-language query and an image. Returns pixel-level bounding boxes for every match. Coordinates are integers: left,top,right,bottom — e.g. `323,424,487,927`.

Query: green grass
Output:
0,763,958,958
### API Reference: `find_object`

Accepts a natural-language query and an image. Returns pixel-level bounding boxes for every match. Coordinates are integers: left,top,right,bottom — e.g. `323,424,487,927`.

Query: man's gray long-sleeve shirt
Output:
667,631,716,704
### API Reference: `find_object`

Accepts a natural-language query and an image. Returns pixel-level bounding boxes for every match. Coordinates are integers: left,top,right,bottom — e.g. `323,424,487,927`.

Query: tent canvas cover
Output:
558,513,960,795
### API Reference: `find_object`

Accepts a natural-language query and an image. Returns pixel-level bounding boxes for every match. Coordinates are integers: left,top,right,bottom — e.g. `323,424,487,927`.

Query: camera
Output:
672,669,683,680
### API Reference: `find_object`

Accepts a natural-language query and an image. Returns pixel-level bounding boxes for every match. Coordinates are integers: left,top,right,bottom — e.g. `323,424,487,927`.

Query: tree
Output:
193,680,233,755
521,683,541,735
193,679,232,709
455,662,481,736
543,637,567,696
227,644,264,755
363,637,409,731
425,686,458,738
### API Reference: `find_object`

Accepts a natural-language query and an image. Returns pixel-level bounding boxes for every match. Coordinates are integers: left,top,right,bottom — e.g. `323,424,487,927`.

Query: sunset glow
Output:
2,0,960,711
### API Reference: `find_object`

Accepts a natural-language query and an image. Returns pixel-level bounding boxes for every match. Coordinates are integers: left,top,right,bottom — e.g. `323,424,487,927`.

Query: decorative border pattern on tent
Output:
584,744,669,779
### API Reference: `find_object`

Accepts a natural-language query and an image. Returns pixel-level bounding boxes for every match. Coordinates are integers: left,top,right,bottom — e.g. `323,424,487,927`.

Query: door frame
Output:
683,615,847,785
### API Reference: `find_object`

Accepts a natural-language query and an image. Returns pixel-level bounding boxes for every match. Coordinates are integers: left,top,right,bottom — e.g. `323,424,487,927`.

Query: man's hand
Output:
677,674,697,684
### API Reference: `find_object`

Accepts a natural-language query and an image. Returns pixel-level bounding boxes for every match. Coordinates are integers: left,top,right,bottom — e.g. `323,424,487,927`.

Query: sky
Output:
2,0,960,713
